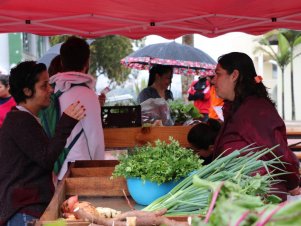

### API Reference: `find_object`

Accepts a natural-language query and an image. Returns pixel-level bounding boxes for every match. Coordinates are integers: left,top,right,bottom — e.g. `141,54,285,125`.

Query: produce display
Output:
112,137,203,184
143,145,285,215
191,177,301,226
42,140,301,226
58,196,188,226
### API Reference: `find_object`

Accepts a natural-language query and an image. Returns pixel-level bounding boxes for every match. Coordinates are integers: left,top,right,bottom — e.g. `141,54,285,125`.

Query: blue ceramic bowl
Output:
126,177,180,206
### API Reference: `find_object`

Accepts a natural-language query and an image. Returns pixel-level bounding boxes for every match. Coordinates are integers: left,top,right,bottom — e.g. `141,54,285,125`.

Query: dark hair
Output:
218,52,273,112
0,75,9,87
48,55,62,77
148,64,173,87
187,118,221,150
9,61,47,104
60,36,90,72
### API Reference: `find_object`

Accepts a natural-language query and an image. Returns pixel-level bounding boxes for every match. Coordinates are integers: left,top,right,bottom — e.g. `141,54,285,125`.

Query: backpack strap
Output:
53,128,84,175
67,128,84,150
52,82,89,175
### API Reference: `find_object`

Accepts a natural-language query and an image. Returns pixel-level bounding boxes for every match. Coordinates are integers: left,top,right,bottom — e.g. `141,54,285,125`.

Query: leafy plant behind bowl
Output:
169,99,201,124
112,137,203,184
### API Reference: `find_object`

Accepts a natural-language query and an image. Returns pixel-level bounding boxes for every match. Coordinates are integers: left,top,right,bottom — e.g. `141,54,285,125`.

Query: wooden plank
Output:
104,126,193,148
35,221,89,226
70,167,115,177
65,177,129,196
286,127,301,137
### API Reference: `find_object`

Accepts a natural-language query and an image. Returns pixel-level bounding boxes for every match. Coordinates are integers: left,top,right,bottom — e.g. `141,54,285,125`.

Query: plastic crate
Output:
101,105,141,128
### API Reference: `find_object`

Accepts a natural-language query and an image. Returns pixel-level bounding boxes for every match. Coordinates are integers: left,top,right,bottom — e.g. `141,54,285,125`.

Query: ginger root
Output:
96,207,121,218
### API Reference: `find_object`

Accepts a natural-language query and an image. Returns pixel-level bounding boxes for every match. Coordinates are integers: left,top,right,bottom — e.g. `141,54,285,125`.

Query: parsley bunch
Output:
112,137,203,184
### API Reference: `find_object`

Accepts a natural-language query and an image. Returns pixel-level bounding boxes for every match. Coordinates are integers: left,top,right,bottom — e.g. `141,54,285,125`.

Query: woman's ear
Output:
231,69,239,82
23,87,32,97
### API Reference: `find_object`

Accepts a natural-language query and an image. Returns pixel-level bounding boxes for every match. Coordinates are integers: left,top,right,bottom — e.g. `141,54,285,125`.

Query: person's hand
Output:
98,93,106,106
289,186,301,196
64,101,86,121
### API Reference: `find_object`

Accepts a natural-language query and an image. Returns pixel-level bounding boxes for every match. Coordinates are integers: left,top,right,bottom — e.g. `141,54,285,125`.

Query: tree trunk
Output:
181,34,194,102
281,68,285,120
290,52,295,120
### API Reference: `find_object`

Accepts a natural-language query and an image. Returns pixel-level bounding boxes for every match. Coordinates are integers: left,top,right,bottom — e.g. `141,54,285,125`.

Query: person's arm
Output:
271,128,300,191
240,102,300,191
8,111,78,170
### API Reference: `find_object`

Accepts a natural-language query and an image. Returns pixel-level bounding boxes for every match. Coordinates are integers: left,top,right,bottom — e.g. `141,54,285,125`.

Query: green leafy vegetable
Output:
169,99,201,124
112,137,203,184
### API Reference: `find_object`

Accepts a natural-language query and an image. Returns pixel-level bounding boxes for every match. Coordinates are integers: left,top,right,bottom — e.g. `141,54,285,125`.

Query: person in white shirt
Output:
50,36,105,180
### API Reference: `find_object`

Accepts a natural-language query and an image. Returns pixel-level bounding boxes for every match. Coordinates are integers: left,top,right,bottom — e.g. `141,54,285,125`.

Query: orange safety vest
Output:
208,86,224,120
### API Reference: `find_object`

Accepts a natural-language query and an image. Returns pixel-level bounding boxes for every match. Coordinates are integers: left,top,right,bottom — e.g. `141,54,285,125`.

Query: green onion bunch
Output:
143,145,287,215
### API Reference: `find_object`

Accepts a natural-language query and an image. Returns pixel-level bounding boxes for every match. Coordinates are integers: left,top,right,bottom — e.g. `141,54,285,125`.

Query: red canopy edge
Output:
0,0,301,39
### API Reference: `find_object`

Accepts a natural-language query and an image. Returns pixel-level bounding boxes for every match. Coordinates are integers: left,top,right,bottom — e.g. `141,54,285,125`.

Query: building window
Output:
22,33,30,54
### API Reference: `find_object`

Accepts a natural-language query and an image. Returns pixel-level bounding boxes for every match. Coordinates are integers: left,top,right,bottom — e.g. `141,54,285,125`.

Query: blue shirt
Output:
137,87,174,104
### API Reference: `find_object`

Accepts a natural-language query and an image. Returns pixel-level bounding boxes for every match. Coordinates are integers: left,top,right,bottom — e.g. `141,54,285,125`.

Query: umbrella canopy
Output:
38,43,62,67
0,0,301,39
121,42,216,76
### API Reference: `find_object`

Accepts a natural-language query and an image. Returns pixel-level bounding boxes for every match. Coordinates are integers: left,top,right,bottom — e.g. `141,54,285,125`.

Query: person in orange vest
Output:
187,76,210,121
208,76,224,122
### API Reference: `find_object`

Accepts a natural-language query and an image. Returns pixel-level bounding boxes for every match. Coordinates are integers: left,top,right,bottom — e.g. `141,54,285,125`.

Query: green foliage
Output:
191,173,301,226
112,137,203,184
90,35,133,84
169,99,201,124
49,35,68,45
255,32,291,71
255,29,301,120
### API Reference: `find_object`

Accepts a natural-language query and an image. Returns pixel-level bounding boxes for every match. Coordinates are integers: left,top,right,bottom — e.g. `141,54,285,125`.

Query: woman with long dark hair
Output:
212,52,300,201
137,64,173,104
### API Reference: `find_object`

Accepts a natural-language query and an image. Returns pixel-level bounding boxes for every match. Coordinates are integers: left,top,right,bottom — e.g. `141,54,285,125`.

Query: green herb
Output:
169,99,201,124
112,137,203,184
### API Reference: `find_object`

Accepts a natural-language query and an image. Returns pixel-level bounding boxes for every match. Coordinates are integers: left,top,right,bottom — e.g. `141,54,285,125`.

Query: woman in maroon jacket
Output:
212,52,300,201
0,61,86,225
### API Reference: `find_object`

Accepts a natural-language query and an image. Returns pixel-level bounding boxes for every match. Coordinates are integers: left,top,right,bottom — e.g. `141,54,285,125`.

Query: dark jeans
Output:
6,213,36,226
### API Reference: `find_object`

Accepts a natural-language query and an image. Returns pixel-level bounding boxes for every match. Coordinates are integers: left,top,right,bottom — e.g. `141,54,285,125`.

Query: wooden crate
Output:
37,160,132,225
37,160,189,225
103,126,193,148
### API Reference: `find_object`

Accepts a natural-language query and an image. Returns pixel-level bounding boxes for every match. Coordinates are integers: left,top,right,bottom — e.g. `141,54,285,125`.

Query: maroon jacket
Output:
214,96,300,200
0,108,78,224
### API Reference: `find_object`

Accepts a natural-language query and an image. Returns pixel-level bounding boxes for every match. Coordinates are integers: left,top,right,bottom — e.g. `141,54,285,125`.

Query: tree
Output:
255,32,291,120
49,35,134,85
280,30,301,120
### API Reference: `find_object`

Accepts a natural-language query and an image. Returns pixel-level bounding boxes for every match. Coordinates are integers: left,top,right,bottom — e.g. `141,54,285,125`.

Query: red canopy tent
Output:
0,0,301,38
